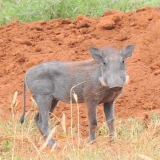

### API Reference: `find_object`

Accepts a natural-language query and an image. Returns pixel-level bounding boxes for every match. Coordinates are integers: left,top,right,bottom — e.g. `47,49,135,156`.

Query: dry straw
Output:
69,81,86,156
138,154,153,160
10,91,18,120
73,92,80,152
40,126,57,151
62,112,66,134
70,81,86,136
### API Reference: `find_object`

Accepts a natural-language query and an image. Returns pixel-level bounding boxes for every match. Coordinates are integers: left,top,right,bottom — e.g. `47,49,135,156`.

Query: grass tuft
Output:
0,101,160,159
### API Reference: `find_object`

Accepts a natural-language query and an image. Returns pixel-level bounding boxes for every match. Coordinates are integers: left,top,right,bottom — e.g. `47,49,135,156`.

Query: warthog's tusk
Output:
125,75,129,84
99,77,108,87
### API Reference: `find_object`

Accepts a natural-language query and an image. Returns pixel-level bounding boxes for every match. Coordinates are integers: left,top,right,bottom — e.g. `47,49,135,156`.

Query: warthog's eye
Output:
102,60,107,66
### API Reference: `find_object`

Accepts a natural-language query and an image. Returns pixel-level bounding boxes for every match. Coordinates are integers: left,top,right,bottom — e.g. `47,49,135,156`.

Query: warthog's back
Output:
25,60,102,103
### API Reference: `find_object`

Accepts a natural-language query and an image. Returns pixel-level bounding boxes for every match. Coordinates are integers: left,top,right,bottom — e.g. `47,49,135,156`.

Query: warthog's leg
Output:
34,94,55,147
50,99,59,115
86,102,98,142
103,102,115,142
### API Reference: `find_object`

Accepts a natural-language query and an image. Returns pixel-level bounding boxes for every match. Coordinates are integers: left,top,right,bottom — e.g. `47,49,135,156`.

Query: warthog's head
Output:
89,44,134,92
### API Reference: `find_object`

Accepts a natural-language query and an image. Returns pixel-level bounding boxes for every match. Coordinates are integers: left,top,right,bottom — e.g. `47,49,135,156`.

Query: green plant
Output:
0,0,160,25
1,139,13,152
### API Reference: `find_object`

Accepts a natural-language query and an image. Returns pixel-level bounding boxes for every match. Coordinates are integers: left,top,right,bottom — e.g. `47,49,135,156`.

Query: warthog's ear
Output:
89,47,103,61
120,44,135,59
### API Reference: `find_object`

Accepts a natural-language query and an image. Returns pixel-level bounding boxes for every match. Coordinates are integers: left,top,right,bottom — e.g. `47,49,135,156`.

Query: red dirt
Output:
0,6,160,137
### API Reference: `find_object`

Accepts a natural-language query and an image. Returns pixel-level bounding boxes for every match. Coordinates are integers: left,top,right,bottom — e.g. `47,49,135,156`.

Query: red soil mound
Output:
0,6,160,137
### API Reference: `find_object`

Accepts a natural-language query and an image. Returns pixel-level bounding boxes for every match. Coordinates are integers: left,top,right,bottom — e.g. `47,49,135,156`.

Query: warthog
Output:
20,44,134,147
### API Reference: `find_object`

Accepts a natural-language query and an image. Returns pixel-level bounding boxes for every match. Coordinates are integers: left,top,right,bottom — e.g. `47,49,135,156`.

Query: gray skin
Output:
20,44,134,147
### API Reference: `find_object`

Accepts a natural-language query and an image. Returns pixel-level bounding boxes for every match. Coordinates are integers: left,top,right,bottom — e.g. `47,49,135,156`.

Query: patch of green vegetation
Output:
0,0,160,25
1,139,13,152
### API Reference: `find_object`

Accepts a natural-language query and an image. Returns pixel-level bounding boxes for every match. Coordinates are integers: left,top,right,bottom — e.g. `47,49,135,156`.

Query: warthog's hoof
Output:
88,134,96,144
109,134,116,143
51,143,61,151
88,139,96,144
47,139,56,148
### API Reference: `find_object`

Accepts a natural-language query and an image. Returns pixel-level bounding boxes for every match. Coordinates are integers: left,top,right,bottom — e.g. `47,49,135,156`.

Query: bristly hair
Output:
101,46,119,56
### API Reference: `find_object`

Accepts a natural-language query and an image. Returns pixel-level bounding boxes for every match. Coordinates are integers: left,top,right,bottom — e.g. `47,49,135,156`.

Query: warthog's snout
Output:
110,86,122,92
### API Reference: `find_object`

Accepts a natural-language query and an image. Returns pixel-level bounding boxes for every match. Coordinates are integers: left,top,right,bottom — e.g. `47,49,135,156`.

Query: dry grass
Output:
0,92,160,159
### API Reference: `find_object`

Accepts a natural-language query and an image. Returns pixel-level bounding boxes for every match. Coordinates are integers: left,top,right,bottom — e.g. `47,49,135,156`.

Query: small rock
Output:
61,19,71,24
35,47,41,52
130,22,137,27
148,14,153,21
115,30,127,41
79,28,88,34
67,39,77,46
76,14,87,21
38,20,47,25
154,70,160,75
97,19,115,30
35,25,43,31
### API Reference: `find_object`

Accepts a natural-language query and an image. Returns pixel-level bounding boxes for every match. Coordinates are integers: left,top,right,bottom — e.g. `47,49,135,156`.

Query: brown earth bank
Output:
0,6,160,137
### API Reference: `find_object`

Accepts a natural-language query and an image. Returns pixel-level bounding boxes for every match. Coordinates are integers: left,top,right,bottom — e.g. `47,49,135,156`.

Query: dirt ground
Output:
0,6,160,137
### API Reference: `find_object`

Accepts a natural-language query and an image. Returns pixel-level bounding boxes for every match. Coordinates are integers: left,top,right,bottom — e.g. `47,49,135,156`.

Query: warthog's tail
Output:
20,80,26,124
